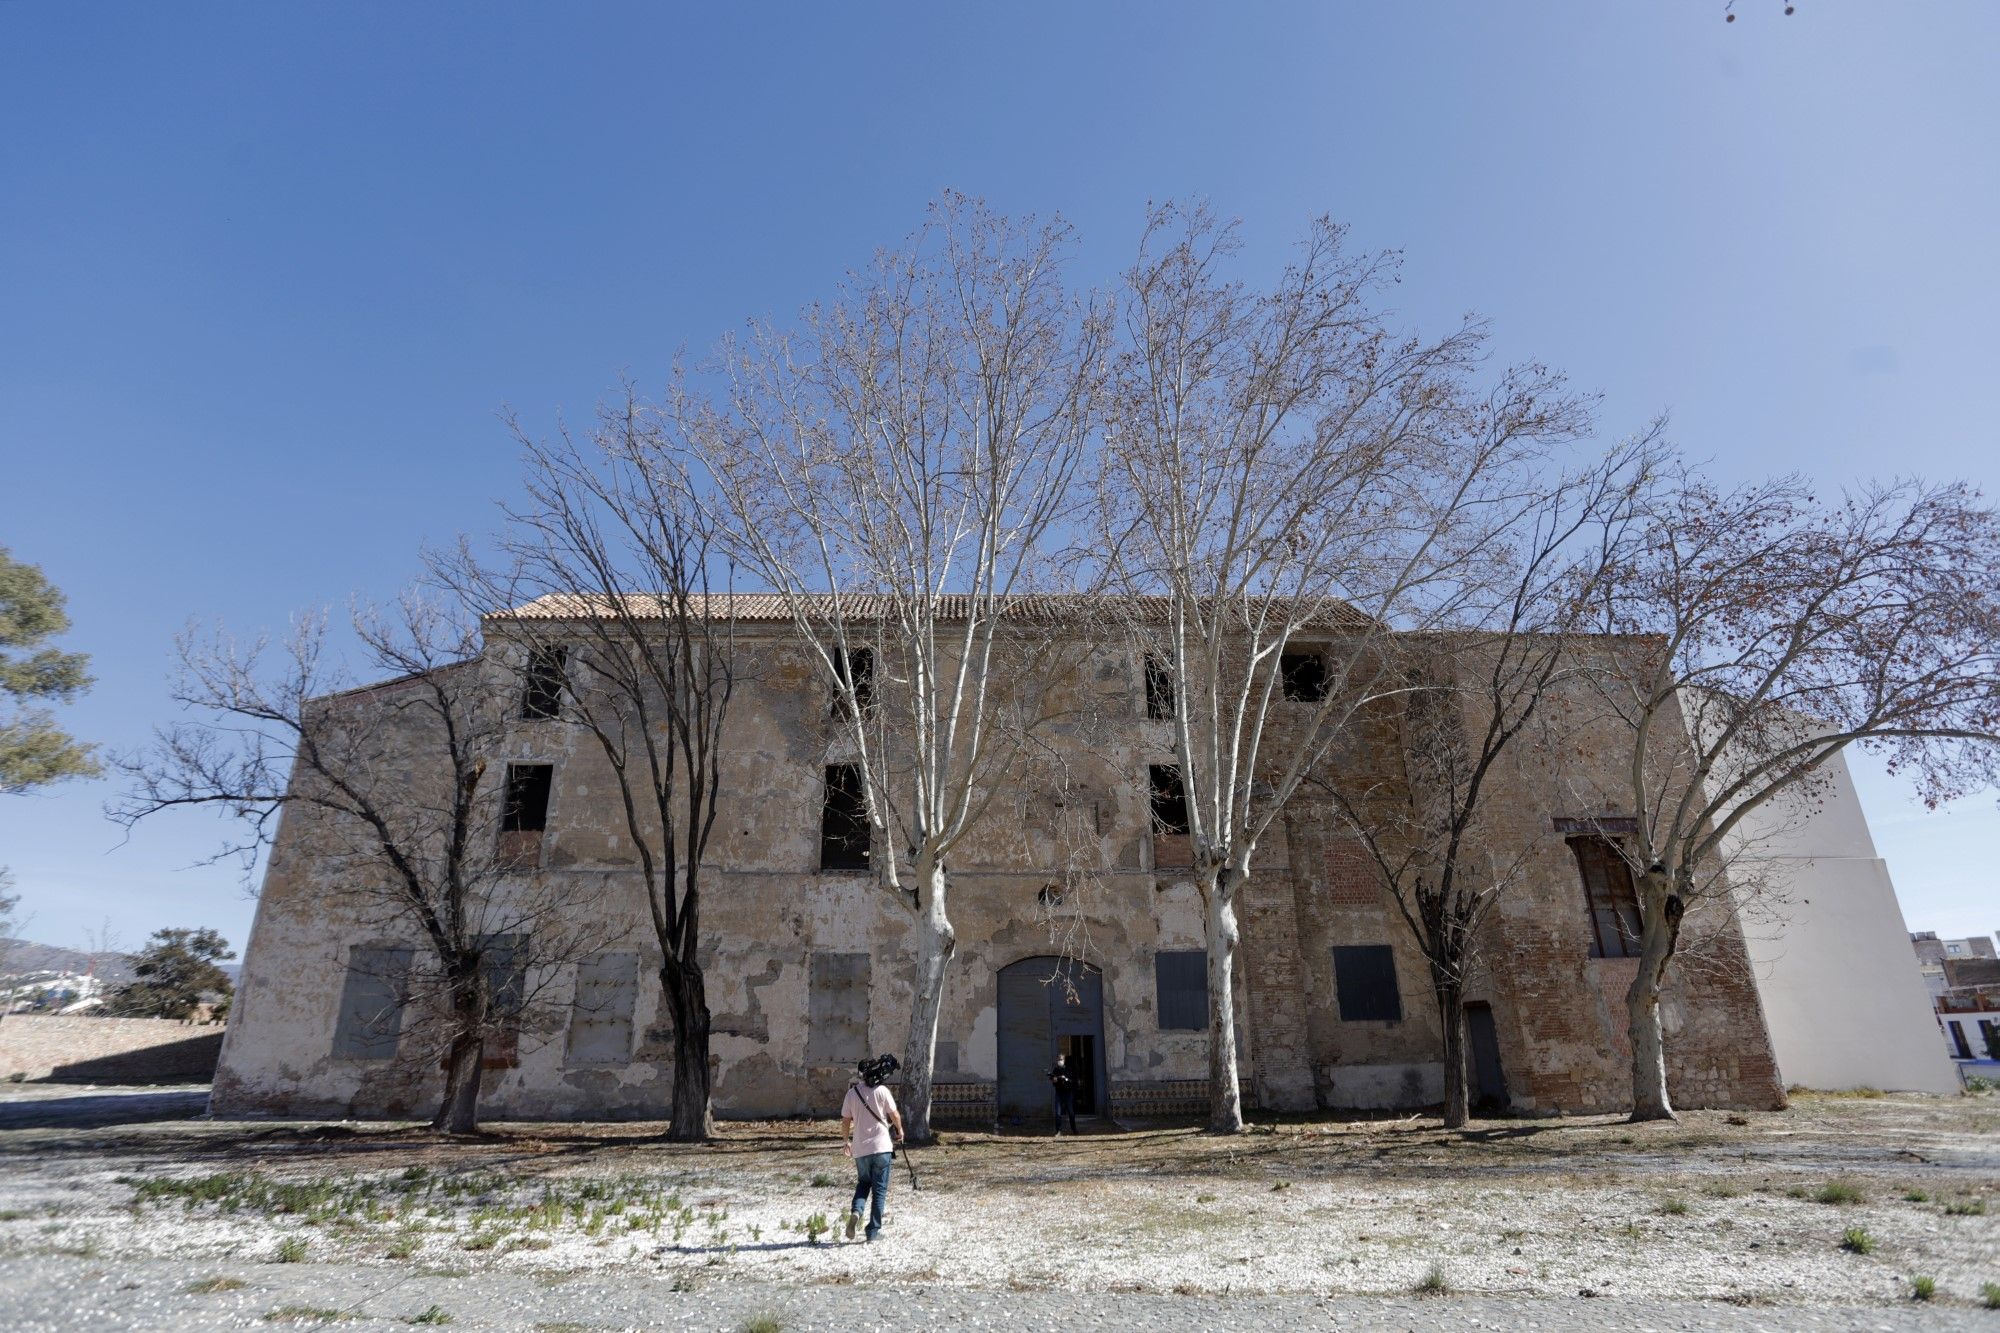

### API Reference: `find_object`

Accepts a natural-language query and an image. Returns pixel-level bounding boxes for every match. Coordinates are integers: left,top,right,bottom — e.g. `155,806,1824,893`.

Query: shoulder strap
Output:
850,1081,889,1129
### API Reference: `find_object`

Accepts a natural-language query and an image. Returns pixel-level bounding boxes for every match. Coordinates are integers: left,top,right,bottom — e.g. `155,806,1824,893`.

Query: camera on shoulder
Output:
856,1052,901,1087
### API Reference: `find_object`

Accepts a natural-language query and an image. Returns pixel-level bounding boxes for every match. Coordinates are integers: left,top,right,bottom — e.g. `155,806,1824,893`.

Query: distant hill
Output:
0,939,138,986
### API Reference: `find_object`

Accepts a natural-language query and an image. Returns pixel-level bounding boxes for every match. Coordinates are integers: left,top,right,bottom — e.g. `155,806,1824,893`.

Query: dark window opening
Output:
1571,836,1643,959
1148,764,1189,835
498,763,553,868
820,763,872,871
833,646,874,716
1144,654,1175,720
1154,950,1208,1030
520,646,568,720
1948,1020,1971,1060
1281,649,1328,703
1333,944,1403,1022
502,764,553,832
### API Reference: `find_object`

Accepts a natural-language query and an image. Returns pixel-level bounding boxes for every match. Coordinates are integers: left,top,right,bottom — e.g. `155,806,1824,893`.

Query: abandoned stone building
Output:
213,601,1792,1123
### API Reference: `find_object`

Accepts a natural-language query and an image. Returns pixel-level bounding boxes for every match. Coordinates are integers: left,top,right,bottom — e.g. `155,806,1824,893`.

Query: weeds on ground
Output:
1839,1226,1876,1255
809,1173,836,1188
1910,1276,1936,1302
273,1237,308,1263
407,1307,453,1325
736,1317,782,1333
1411,1262,1451,1296
386,1235,421,1260
0,1209,30,1221
187,1276,249,1293
800,1212,830,1245
1659,1197,1689,1216
1815,1181,1865,1206
1943,1198,1986,1216
1981,1281,2000,1309
1902,1190,1929,1203
263,1307,354,1323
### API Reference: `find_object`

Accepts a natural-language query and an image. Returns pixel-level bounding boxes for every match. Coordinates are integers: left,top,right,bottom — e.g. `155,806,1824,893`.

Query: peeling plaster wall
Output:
215,628,1788,1121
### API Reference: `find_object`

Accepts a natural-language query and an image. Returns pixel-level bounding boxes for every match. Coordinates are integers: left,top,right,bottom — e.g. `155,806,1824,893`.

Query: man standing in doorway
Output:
841,1053,905,1242
1048,1053,1079,1135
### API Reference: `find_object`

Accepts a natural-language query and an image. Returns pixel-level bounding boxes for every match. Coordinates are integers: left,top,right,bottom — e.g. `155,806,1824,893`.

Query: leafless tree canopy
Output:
1095,202,1594,1131
1578,468,2000,1119
112,597,613,1132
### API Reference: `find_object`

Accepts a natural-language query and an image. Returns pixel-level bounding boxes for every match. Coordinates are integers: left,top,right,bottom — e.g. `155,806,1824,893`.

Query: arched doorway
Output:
996,956,1106,1124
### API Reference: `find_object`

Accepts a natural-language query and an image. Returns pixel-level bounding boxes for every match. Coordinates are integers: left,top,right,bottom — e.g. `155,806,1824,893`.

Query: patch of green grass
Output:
1839,1226,1876,1255
1659,1197,1690,1216
1704,1183,1740,1199
407,1307,454,1325
386,1235,421,1260
187,1276,249,1294
1943,1197,1986,1216
263,1307,354,1323
459,1231,501,1251
808,1173,836,1188
1910,1276,1936,1302
1815,1181,1865,1206
801,1212,830,1245
1902,1190,1929,1203
1981,1281,2000,1309
736,1316,782,1333
273,1236,308,1264
1411,1262,1451,1296
1195,1192,1218,1203
0,1209,31,1221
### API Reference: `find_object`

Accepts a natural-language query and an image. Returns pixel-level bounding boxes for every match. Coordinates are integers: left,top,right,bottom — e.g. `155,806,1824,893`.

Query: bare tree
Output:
1316,445,1652,1128
1581,469,2000,1120
443,396,736,1142
113,596,611,1133
1098,203,1592,1132
665,193,1106,1141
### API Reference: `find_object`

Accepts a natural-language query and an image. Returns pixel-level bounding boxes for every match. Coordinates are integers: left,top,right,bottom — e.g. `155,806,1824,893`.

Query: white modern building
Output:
1713,747,1963,1095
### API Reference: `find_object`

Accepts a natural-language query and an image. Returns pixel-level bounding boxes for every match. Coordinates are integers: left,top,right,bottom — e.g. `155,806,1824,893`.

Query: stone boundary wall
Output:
0,1014,224,1084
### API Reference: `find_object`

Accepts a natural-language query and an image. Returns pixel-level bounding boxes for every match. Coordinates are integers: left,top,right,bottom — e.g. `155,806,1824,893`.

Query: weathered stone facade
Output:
212,618,1787,1122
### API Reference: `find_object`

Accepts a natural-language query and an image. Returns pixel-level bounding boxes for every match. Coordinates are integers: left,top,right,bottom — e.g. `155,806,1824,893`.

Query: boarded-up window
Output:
520,646,568,721
332,945,413,1060
1144,654,1175,720
566,951,638,1067
820,764,871,871
1332,945,1402,1022
479,934,528,1068
807,951,870,1063
1281,649,1327,702
1154,950,1208,1030
1571,836,1643,959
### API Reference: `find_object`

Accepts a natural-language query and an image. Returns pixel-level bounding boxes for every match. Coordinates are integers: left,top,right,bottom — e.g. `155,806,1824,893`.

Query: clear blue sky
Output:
2,3,1996,957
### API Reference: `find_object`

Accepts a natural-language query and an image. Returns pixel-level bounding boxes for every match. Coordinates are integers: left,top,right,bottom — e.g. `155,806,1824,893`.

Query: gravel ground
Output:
1,1085,1996,1327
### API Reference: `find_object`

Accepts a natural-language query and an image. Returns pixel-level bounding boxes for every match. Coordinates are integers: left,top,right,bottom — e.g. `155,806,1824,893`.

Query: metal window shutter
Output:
807,951,871,1063
1154,950,1208,1030
332,945,413,1060
566,951,638,1066
1332,945,1402,1022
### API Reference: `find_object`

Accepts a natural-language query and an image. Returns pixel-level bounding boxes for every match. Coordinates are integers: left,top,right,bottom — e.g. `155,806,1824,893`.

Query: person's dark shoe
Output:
846,1210,859,1241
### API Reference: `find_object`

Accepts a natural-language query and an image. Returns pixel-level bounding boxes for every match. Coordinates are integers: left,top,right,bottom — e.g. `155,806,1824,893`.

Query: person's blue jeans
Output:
850,1151,893,1239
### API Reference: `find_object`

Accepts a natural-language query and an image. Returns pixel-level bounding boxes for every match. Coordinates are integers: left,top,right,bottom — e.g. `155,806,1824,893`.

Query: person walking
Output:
840,1053,905,1243
1048,1053,1079,1135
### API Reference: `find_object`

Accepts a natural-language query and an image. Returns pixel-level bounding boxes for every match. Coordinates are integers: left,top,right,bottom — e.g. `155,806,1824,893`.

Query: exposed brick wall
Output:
0,1014,225,1084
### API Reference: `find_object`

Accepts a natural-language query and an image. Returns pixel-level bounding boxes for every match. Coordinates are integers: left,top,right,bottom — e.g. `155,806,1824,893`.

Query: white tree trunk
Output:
1204,875,1245,1134
900,863,956,1144
1626,872,1677,1122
